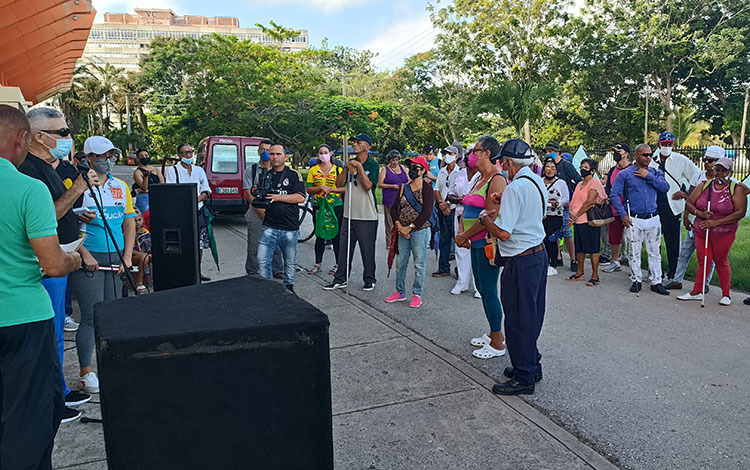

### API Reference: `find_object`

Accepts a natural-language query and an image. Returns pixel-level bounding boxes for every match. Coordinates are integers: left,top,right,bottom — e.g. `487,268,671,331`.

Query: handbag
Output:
586,200,615,227
314,197,339,240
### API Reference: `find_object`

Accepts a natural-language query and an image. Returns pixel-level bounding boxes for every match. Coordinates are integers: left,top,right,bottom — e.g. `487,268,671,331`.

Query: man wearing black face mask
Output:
603,143,632,273
132,149,164,214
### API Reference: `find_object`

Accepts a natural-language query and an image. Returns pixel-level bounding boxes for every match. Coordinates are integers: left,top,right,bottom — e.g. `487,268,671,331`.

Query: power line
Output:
377,30,439,69
374,27,436,62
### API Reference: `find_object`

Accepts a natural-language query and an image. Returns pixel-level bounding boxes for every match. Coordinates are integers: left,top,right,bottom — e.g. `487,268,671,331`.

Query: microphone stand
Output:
77,160,139,296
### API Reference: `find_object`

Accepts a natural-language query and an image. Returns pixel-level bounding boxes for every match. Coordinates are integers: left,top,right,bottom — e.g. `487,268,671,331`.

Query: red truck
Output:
196,135,266,214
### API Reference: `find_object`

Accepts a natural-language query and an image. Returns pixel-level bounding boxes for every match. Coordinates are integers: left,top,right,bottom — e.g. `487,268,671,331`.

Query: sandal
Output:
307,264,322,275
567,273,585,281
586,278,600,286
471,343,507,359
328,264,338,276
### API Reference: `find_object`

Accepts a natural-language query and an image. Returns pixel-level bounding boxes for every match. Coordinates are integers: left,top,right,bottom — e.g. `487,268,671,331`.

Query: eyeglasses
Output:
179,149,194,155
42,128,72,137
89,152,114,161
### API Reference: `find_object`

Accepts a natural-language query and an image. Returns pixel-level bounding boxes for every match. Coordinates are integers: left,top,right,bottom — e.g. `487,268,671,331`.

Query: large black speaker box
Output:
148,183,199,291
94,276,333,469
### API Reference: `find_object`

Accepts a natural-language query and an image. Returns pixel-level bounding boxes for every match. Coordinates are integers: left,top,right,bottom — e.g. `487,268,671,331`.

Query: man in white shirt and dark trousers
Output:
480,139,548,396
433,145,460,277
165,143,212,281
650,132,700,289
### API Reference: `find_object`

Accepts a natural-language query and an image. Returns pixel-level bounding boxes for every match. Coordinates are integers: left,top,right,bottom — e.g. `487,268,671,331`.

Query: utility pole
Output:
740,84,749,149
642,85,655,144
342,74,348,162
125,94,133,153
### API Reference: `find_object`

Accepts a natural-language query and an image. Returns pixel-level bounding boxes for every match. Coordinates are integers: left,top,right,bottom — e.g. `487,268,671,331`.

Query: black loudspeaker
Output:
148,183,199,291
94,276,333,470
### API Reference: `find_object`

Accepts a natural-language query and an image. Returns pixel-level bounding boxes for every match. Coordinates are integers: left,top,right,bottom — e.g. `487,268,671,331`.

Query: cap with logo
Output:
704,145,725,160
714,157,733,171
83,136,116,155
612,143,630,154
405,155,429,172
658,132,676,143
424,144,436,154
351,133,372,146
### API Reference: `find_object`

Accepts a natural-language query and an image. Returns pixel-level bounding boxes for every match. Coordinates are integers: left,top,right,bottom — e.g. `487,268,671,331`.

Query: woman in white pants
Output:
446,155,481,298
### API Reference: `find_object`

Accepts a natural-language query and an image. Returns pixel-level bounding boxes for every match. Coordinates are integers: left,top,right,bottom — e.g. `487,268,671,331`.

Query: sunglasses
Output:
42,128,72,137
702,158,718,163
641,152,653,157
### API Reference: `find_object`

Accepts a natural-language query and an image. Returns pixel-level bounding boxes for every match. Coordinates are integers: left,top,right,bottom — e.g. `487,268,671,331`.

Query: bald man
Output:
0,105,82,469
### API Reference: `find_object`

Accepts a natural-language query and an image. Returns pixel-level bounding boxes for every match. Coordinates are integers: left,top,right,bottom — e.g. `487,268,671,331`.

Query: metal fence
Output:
574,146,750,182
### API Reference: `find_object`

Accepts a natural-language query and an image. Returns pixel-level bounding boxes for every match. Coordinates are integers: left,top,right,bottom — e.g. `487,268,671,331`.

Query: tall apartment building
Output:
81,8,309,70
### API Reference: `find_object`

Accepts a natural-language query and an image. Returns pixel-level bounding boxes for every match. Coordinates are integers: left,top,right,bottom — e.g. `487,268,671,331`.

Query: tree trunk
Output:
524,120,531,143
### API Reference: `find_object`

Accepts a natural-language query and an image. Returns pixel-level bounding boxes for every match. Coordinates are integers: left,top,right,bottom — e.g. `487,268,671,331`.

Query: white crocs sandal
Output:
472,343,506,359
470,333,491,347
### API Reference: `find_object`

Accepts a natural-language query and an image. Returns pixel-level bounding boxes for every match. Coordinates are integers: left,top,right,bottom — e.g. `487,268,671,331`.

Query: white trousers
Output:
453,212,477,293
627,216,663,284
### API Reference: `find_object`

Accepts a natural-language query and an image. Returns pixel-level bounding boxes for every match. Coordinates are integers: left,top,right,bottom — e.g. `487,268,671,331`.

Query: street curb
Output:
305,274,619,470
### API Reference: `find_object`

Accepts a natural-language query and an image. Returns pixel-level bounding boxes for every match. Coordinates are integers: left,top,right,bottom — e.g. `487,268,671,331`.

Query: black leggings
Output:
313,204,344,265
543,215,562,267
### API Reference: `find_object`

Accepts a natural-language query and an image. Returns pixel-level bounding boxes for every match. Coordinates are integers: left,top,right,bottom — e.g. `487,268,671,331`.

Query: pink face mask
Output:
468,152,479,169
318,153,331,163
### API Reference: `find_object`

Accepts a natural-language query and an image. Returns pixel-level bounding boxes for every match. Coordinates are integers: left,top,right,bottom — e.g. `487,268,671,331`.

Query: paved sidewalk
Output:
52,239,615,469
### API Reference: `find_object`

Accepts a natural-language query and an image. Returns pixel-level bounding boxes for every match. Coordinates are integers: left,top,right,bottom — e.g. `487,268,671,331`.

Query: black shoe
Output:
600,256,611,265
570,261,578,272
664,281,682,290
744,297,750,305
273,273,284,280
200,275,211,282
285,284,295,294
65,390,91,407
651,284,670,295
630,281,642,293
503,366,542,383
704,285,710,294
323,281,347,290
362,282,376,291
492,379,535,395
61,407,82,424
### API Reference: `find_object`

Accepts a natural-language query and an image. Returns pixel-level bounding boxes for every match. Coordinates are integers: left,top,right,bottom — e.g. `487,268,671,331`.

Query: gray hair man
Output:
480,139,548,395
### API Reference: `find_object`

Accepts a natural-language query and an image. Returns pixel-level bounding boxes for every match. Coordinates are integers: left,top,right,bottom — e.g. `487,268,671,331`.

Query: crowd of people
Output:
2,96,749,468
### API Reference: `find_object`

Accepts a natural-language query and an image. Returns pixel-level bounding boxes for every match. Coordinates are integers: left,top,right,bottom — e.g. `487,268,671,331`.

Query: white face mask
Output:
443,154,457,165
660,146,672,157
318,153,331,163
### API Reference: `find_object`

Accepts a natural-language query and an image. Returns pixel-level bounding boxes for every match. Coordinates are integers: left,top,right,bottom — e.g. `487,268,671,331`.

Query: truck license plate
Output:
216,187,239,194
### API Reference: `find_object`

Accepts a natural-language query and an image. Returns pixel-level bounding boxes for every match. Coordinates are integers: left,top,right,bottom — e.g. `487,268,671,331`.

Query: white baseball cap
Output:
83,136,116,155
704,145,725,160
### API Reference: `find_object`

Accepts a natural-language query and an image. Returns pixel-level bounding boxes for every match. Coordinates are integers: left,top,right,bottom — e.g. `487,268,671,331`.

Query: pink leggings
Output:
694,232,735,296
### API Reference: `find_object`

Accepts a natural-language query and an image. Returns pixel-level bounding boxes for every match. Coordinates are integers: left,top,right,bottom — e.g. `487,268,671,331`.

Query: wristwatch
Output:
408,223,416,229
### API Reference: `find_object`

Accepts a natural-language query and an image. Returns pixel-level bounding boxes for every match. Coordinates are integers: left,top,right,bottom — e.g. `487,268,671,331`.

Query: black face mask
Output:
139,157,151,165
613,153,622,163
408,168,421,180
580,168,592,178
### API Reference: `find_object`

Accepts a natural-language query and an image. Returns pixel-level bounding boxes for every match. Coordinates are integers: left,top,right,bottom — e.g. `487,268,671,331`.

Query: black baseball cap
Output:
351,133,372,146
612,143,630,154
500,139,534,160
424,144,436,154
544,140,560,152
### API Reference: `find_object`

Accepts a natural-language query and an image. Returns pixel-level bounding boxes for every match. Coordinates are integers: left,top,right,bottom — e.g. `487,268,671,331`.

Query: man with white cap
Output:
433,145,460,277
69,136,136,394
668,145,726,290
650,132,700,286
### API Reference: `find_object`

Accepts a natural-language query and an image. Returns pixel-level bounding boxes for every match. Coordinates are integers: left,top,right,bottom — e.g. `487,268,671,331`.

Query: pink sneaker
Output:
409,294,422,308
385,292,407,303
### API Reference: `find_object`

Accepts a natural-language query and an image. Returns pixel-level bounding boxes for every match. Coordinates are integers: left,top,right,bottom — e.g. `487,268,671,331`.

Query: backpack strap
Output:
516,175,546,218
403,183,423,213
700,178,736,197
173,165,180,184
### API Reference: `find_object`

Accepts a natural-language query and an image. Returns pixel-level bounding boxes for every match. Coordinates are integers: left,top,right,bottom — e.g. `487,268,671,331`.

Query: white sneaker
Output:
547,266,558,277
719,296,732,306
451,286,464,295
474,291,482,299
603,261,621,273
677,292,702,301
64,316,79,332
80,372,100,393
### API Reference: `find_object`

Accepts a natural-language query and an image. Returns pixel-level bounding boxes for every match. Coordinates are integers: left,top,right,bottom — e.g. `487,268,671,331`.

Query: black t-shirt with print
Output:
18,154,80,244
262,167,306,231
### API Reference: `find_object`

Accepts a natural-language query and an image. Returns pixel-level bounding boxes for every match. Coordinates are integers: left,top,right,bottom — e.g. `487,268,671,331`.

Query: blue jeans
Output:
674,229,715,284
135,192,150,213
258,226,298,286
470,247,503,332
437,209,456,273
396,228,430,296
41,275,71,396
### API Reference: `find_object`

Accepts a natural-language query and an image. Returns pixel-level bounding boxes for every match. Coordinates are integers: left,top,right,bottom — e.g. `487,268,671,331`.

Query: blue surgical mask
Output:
545,152,557,159
501,170,509,180
181,157,195,165
260,151,270,162
49,138,73,160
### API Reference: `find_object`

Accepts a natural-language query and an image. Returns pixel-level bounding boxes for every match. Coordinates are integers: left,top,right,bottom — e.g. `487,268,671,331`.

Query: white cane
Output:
626,199,639,297
345,174,353,295
701,196,712,309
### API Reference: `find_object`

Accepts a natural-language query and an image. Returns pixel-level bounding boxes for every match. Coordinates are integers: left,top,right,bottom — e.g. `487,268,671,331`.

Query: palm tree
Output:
672,107,712,147
474,80,555,141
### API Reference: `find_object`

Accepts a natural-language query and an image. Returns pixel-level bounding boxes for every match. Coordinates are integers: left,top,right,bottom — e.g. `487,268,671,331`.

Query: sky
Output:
92,0,441,70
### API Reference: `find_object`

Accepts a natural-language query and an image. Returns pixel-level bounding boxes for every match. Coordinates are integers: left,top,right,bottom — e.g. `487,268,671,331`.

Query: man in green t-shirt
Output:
324,133,380,291
0,105,82,469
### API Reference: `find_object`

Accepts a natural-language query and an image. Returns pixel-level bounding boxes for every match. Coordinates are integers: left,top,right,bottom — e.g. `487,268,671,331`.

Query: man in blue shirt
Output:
610,144,670,295
481,139,548,395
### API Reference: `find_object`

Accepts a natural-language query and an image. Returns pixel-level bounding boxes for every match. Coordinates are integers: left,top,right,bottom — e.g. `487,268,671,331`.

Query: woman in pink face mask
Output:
306,145,346,275
454,136,508,360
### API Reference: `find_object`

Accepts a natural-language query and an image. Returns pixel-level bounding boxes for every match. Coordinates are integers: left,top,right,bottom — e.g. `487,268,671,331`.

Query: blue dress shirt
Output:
610,165,669,218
